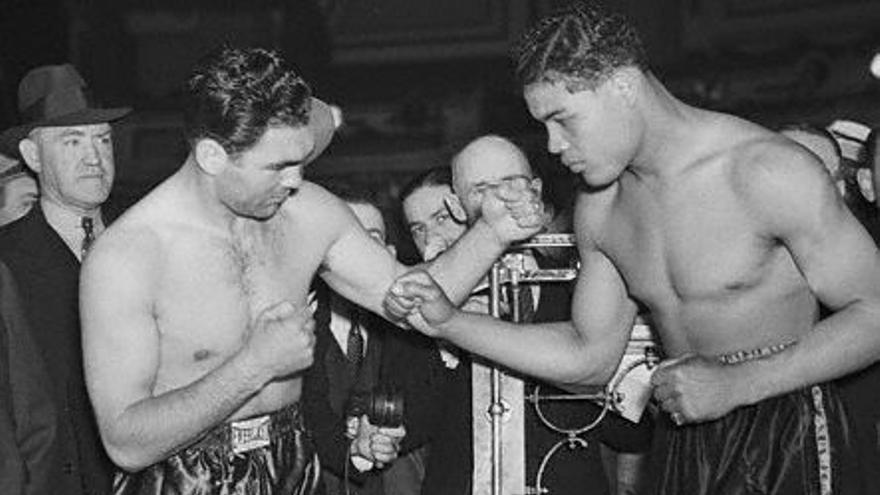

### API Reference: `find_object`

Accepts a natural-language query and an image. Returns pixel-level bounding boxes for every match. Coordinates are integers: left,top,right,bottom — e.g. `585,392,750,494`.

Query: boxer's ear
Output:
194,138,230,176
609,67,640,106
443,193,468,224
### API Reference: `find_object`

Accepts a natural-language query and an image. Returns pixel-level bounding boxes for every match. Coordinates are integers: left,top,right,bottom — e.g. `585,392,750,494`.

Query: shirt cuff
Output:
351,455,374,472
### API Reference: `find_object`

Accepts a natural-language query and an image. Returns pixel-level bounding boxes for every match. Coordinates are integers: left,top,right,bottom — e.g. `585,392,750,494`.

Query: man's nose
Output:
422,232,449,262
547,126,568,155
83,140,101,165
280,167,302,189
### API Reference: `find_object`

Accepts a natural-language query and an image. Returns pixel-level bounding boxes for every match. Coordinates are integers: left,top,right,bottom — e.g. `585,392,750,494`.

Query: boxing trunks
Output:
113,404,321,495
651,342,861,495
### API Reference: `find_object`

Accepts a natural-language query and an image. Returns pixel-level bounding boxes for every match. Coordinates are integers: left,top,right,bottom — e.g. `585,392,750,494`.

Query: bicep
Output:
81,248,160,425
321,223,403,316
570,245,638,363
786,199,880,310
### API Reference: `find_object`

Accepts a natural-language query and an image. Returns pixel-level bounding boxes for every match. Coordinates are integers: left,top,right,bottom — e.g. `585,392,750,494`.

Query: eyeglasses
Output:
466,174,534,202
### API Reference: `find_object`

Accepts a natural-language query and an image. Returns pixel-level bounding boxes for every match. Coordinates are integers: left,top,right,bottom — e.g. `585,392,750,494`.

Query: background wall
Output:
2,0,880,227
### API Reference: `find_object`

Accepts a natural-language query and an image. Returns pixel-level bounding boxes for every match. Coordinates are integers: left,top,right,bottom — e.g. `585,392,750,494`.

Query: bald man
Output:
450,135,653,494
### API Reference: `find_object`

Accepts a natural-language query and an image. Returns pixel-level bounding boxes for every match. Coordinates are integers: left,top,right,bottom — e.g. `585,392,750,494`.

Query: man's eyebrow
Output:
536,108,564,122
429,206,449,218
269,160,301,170
58,129,86,138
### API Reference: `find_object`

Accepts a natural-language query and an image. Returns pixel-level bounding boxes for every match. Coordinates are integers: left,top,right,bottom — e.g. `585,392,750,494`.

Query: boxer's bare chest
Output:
593,173,796,328
153,218,322,378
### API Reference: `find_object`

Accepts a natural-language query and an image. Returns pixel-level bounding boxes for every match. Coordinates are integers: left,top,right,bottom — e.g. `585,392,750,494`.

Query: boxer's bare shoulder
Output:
277,180,361,248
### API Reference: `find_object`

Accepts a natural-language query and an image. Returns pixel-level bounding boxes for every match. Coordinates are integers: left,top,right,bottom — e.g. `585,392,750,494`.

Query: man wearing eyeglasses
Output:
449,135,653,495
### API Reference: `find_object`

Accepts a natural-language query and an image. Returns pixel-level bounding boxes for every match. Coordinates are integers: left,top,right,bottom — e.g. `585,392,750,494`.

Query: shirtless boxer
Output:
388,4,880,494
80,47,542,494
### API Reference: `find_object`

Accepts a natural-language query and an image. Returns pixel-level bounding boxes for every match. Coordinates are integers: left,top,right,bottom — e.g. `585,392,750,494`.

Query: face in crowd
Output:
20,123,115,213
452,136,542,225
403,183,467,262
347,200,396,257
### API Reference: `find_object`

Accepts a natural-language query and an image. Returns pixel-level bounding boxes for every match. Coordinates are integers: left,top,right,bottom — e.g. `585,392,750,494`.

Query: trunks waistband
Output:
716,339,797,365
187,403,303,456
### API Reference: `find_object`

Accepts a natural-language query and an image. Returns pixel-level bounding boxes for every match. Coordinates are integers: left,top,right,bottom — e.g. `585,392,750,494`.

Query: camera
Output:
348,387,405,428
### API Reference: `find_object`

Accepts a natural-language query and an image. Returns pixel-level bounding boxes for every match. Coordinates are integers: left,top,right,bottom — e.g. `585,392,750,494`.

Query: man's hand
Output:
242,301,316,381
650,354,743,425
349,415,406,469
478,178,547,245
385,269,456,336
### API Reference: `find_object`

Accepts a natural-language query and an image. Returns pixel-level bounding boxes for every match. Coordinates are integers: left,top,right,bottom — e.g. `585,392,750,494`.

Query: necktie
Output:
81,217,95,258
346,311,365,377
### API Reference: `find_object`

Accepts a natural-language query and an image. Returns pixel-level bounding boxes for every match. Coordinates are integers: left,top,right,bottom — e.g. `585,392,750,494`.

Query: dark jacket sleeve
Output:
301,296,373,484
0,262,58,495
0,293,26,495
378,327,447,454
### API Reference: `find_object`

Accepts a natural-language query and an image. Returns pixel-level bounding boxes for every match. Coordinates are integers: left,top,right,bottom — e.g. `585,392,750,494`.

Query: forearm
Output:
441,312,620,389
426,220,507,305
102,351,269,471
742,301,880,405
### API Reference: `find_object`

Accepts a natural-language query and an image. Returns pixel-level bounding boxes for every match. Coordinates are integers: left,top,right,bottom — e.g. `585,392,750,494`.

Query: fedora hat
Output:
0,64,131,155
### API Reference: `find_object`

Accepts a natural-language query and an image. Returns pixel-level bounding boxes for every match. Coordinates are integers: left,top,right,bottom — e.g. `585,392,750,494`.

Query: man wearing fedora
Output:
0,63,130,495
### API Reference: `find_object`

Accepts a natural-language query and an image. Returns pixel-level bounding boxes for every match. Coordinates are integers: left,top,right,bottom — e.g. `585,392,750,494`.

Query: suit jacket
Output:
0,206,113,495
0,261,58,495
394,340,470,495
302,282,385,494
417,252,654,495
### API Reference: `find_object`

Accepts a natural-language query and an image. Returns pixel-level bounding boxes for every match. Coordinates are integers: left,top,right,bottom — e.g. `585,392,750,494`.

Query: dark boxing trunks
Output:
113,404,321,495
652,342,861,495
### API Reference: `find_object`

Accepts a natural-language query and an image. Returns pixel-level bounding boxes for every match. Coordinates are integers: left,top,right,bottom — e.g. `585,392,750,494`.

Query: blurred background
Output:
2,0,880,254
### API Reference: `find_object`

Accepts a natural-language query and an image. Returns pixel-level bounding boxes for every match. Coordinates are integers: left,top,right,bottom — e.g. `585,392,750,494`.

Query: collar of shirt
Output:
41,198,105,261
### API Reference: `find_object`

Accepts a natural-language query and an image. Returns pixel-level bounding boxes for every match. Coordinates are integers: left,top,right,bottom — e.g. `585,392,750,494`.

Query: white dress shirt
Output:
41,199,105,262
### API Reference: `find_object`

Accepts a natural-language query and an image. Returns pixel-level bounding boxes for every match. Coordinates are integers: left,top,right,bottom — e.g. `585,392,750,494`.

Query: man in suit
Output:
0,63,130,495
398,166,474,495
0,260,58,495
302,182,407,495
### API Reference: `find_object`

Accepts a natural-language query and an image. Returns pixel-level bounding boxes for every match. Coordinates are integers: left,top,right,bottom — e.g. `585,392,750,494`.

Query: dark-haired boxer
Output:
81,46,544,495
387,3,880,494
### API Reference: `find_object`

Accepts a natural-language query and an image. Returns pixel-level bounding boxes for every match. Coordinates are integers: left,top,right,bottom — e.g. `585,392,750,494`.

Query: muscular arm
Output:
81,231,272,471
734,143,880,404
316,185,511,315
404,196,639,391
